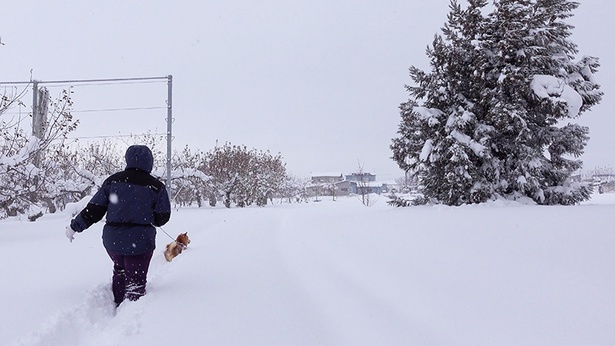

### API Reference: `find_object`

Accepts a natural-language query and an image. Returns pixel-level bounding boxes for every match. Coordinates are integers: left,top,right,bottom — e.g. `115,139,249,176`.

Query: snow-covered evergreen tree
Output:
391,0,602,206
391,0,492,205
483,0,601,204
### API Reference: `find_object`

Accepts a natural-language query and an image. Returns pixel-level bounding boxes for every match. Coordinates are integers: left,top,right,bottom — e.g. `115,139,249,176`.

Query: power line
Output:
30,79,167,89
65,80,165,87
1,106,167,116
0,80,32,85
72,106,167,114
66,133,167,140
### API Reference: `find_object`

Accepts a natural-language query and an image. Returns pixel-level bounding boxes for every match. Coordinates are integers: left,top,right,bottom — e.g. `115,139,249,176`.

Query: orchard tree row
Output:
0,87,306,220
171,143,308,208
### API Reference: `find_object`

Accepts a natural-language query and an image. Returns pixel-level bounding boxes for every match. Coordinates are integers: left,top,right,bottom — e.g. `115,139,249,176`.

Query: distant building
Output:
308,172,394,197
308,173,345,198
345,172,376,183
310,173,343,184
572,172,615,194
336,180,353,196
345,172,382,194
593,174,615,193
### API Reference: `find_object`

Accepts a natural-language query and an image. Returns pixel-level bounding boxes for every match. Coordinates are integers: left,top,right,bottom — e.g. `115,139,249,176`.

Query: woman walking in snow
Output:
66,145,171,307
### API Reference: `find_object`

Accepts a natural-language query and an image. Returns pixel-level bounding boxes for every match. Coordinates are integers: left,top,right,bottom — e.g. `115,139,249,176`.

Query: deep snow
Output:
1,194,614,345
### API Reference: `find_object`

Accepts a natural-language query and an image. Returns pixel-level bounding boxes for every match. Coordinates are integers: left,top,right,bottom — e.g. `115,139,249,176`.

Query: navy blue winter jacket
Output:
71,145,171,255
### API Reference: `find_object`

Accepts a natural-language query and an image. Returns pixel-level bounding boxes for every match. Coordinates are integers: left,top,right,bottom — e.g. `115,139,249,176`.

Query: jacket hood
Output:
125,145,154,173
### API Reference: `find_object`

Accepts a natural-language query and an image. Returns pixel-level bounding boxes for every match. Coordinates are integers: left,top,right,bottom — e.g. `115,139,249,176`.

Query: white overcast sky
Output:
1,0,613,180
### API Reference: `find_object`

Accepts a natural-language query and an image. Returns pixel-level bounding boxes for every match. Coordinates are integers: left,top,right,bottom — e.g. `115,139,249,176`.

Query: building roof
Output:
310,172,343,178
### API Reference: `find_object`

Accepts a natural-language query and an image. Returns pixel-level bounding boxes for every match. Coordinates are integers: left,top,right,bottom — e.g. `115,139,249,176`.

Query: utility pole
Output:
31,80,39,167
32,80,38,137
31,80,50,140
166,75,173,195
31,81,50,167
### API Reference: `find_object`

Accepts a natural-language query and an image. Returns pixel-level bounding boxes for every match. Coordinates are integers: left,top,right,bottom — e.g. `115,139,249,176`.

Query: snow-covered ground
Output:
1,194,614,345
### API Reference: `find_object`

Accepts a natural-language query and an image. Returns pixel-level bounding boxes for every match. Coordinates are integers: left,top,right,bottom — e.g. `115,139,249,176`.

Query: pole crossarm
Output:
6,75,175,195
0,76,168,85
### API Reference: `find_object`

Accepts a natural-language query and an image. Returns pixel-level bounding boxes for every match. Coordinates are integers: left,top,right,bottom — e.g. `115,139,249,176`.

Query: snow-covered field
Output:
1,194,614,346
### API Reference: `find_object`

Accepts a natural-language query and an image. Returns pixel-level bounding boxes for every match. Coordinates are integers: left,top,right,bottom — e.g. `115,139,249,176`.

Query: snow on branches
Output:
530,74,583,117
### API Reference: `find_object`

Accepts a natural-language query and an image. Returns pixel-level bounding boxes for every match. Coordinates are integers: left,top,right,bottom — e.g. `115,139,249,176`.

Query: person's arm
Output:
70,183,109,232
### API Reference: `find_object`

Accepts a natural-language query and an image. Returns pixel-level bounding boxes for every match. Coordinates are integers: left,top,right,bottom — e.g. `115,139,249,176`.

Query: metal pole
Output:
32,80,38,137
166,75,173,195
31,80,41,167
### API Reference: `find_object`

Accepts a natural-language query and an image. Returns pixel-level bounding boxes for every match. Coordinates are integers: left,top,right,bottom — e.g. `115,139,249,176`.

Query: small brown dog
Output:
164,232,190,262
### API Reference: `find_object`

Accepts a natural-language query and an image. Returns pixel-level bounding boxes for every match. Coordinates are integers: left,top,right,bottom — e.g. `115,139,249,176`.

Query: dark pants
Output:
106,250,154,307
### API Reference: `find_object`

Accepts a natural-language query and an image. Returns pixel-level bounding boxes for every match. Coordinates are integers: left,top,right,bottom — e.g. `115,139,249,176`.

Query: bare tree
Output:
204,143,287,208
356,161,374,207
0,88,78,219
278,175,310,203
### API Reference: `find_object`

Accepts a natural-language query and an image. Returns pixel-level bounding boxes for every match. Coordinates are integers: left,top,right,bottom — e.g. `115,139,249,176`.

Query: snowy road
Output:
2,196,615,345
